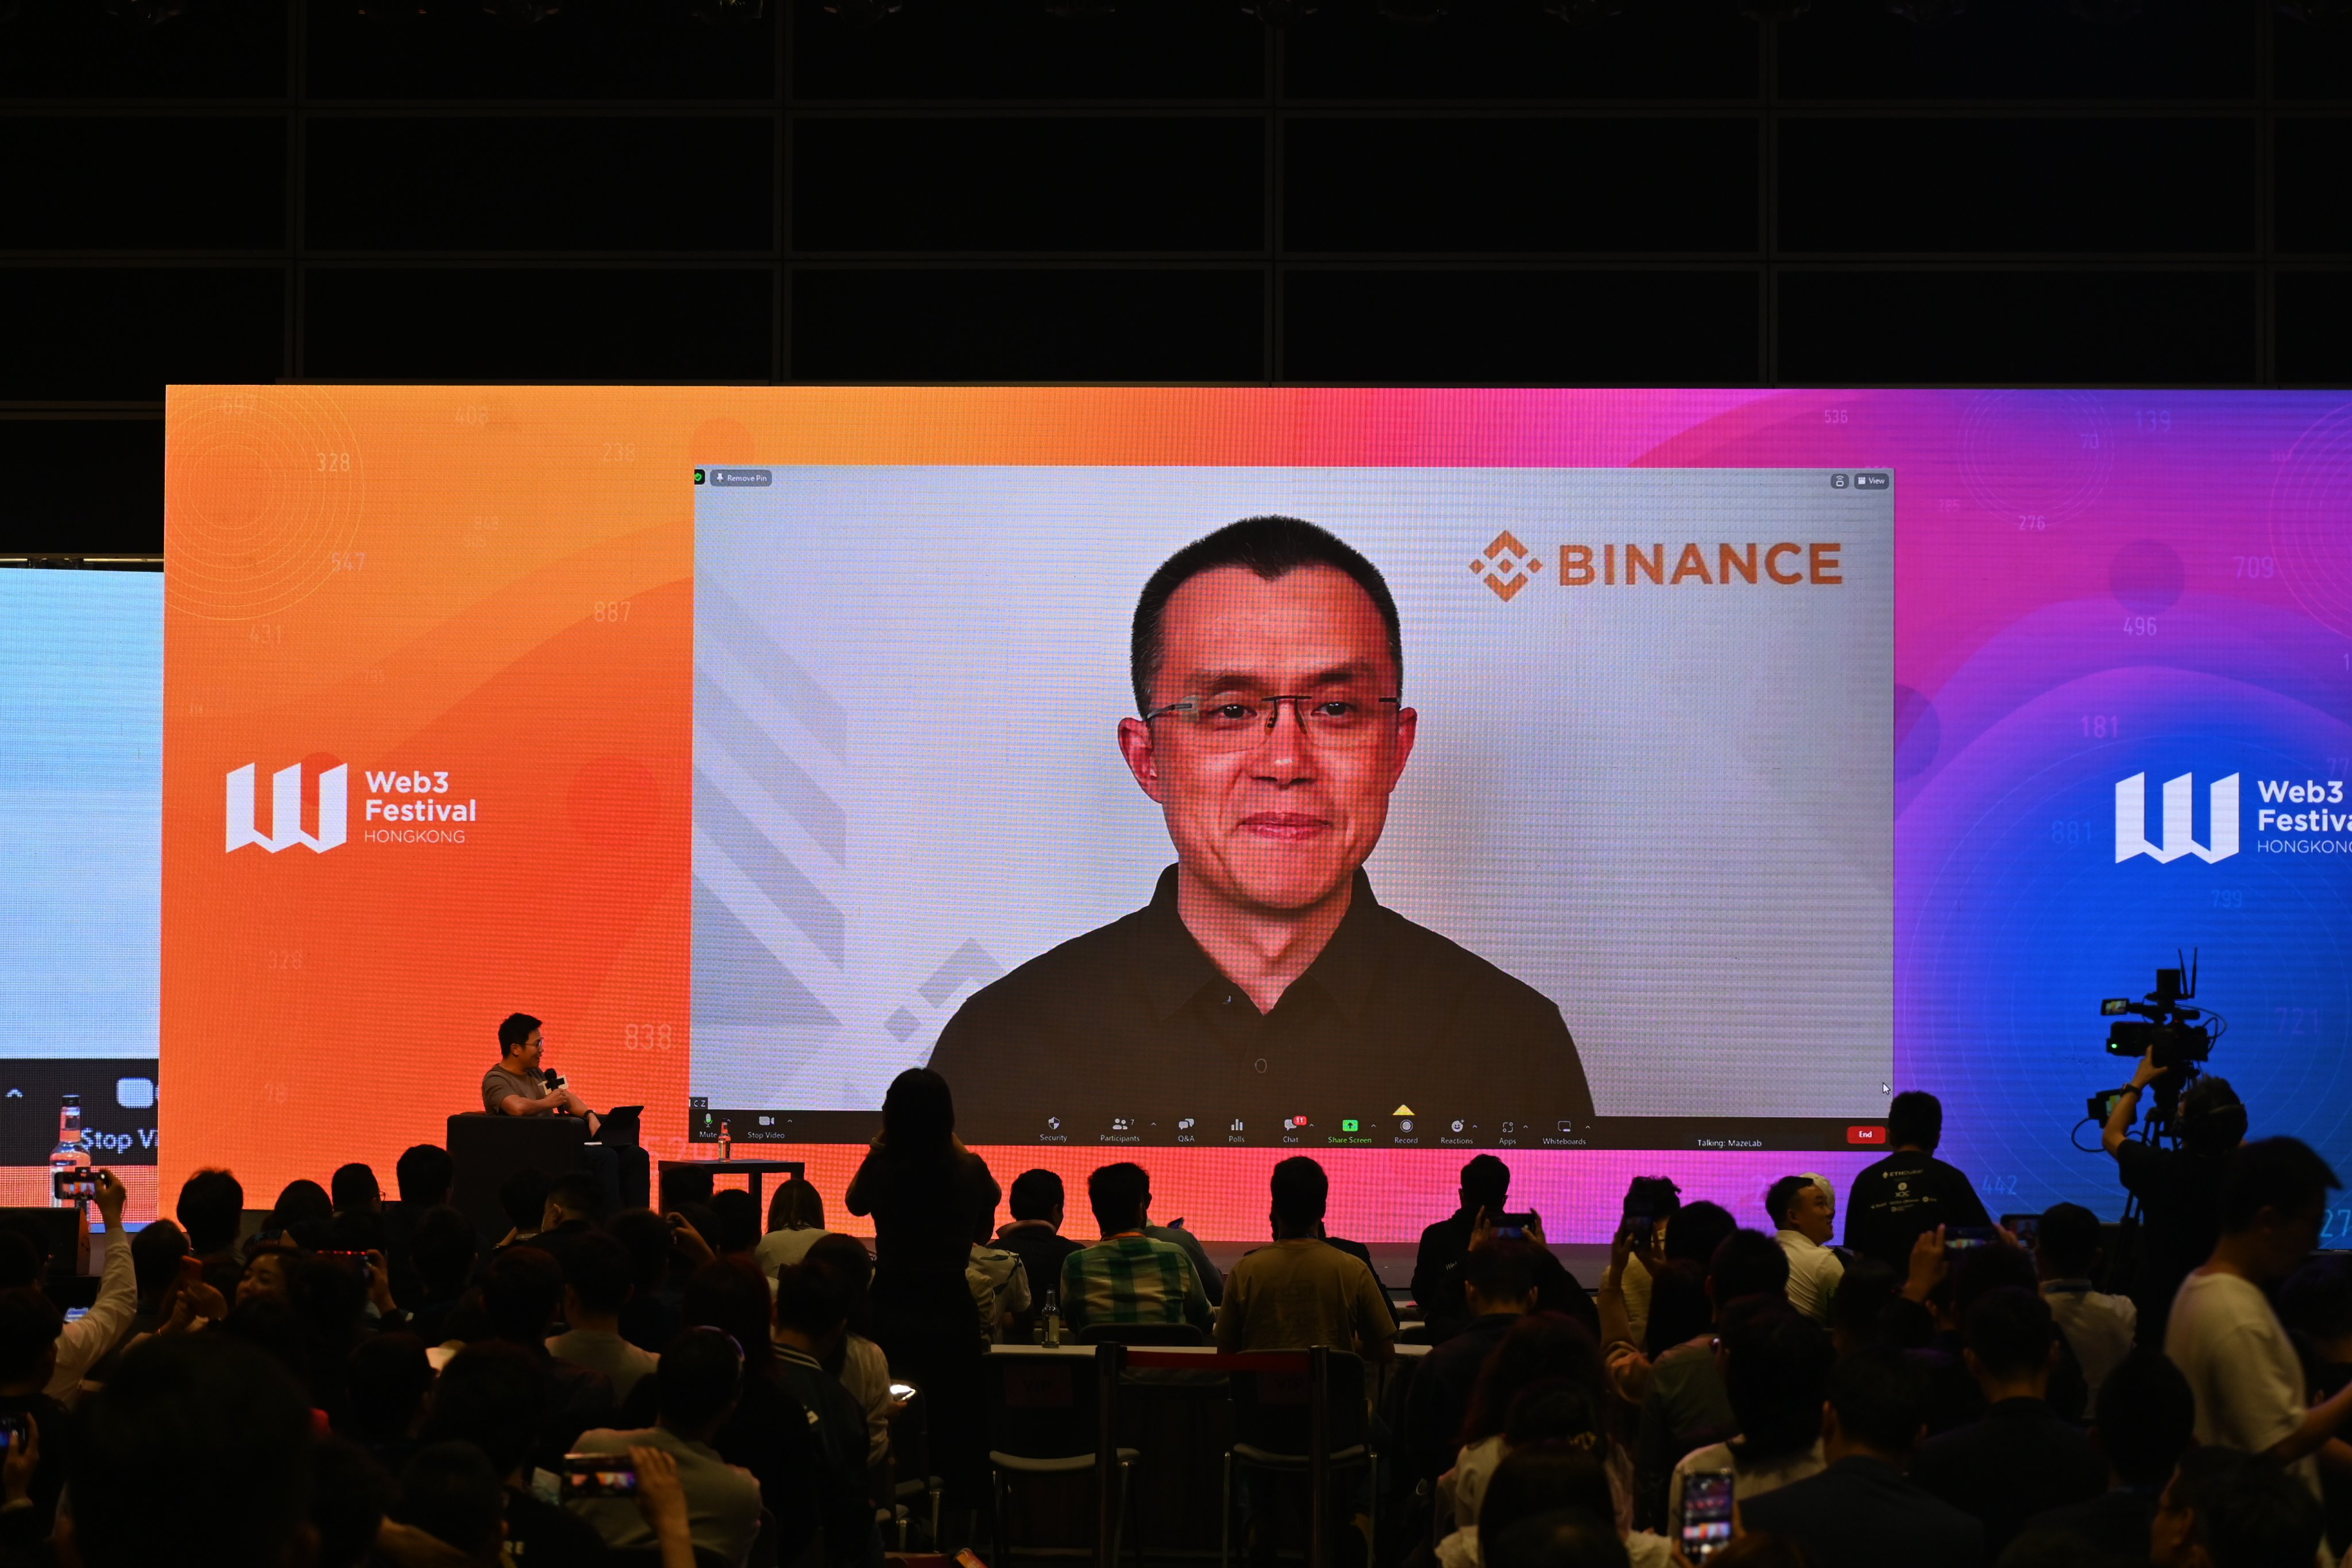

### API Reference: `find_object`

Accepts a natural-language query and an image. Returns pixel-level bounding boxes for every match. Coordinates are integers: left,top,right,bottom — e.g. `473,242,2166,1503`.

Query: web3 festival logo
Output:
2114,771,2238,865
225,759,347,854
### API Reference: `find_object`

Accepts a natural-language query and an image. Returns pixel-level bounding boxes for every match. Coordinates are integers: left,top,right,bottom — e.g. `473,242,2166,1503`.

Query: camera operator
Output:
483,1013,600,1139
2102,1048,2246,1346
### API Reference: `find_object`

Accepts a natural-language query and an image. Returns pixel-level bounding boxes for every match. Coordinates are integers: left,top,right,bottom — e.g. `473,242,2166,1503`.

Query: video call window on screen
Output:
690,467,1894,1152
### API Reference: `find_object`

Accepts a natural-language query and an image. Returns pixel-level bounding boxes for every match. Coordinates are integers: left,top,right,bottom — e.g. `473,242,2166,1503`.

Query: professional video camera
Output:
2084,949,2224,1136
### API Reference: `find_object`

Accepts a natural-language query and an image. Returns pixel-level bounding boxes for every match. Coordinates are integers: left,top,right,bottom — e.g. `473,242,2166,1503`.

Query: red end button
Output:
1847,1125,1887,1145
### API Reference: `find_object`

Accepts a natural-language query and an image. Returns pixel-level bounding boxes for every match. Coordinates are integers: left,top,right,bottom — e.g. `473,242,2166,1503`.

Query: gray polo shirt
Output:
482,1064,544,1114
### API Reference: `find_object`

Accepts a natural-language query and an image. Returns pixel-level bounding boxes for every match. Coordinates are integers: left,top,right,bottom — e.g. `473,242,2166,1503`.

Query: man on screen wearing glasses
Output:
926,515,1596,1143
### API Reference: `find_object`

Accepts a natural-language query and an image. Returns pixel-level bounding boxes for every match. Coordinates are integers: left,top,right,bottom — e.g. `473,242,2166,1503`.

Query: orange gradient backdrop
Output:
165,384,1881,1241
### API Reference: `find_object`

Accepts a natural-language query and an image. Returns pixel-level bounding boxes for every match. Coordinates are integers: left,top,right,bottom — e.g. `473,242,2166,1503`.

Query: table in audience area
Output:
655,1157,805,1214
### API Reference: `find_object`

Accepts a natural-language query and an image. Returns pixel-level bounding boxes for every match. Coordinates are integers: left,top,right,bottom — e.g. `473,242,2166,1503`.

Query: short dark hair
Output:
130,1218,191,1306
767,1175,825,1232
1129,516,1404,716
268,1179,333,1234
71,1333,316,1568
708,1189,760,1253
2280,1255,2352,1343
545,1172,604,1224
1088,1163,1150,1235
1623,1175,1680,1222
176,1167,246,1256
330,1163,380,1212
1462,1311,1602,1446
2177,1446,2326,1568
2092,1347,2195,1488
2035,1202,2103,1279
1829,1257,1902,1347
1010,1169,1065,1223
1485,1509,1631,1568
1478,1443,1616,1566
2221,1137,2341,1234
805,1233,874,1296
1963,1286,2055,1382
1826,1345,1925,1458
497,1167,551,1233
0,1287,61,1384
1763,1175,1816,1231
345,1333,433,1442
478,1246,563,1343
1664,1201,1736,1268
658,1327,744,1432
410,1206,478,1299
775,1261,853,1338
607,1208,677,1293
1708,1229,1791,1306
681,1257,775,1382
1462,1155,1511,1211
418,1341,543,1477
395,1440,507,1558
1500,1377,1605,1450
2180,1075,2249,1154
880,1067,956,1150
1887,1090,1943,1151
1718,1296,1833,1463
1462,1239,1542,1307
560,1232,634,1316
496,1012,540,1051
1270,1156,1328,1228
395,1144,454,1207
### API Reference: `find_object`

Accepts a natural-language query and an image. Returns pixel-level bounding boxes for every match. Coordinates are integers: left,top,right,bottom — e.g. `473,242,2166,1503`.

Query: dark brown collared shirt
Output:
925,866,1594,1146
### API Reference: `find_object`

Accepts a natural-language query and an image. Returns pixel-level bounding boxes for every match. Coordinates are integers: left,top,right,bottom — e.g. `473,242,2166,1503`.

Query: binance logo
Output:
1470,531,1543,602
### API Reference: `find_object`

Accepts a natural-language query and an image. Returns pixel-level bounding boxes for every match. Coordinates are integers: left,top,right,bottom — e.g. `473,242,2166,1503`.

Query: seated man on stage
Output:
483,1012,601,1138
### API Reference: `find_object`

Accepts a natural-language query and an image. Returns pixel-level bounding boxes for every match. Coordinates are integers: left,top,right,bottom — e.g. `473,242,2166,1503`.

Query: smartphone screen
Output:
561,1455,639,1499
1681,1469,1736,1559
1944,1226,2001,1251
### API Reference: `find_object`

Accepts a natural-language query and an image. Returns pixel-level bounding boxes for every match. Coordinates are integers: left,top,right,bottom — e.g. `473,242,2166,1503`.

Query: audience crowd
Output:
0,1071,2339,1568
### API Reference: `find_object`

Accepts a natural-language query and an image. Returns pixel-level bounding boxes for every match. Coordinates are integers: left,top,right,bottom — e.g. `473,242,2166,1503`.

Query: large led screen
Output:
692,467,1892,1150
159,388,2352,1241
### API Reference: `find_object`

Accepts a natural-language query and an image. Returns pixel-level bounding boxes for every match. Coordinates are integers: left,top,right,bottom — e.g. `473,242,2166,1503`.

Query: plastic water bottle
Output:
719,1119,732,1159
48,1095,89,1209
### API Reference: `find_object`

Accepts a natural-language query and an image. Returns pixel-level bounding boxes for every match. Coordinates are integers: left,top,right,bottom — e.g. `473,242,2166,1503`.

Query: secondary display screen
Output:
691,468,1893,1149
156,388,2352,1241
0,567,163,1169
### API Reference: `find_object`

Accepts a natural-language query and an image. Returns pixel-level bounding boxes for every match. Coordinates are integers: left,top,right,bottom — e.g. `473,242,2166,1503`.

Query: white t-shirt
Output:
2166,1269,2319,1499
1775,1231,1845,1326
2042,1280,2138,1415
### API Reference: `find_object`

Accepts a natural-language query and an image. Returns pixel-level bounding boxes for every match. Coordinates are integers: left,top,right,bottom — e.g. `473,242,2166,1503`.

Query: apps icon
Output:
1502,1121,1516,1134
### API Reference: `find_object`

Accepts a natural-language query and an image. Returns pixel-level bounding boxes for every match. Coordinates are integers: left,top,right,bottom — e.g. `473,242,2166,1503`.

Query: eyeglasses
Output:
1142,690,1401,751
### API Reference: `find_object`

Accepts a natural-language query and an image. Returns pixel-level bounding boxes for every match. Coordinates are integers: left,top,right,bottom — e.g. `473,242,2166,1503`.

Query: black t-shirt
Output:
1842,1150,1991,1270
924,866,1596,1142
2114,1140,2228,1333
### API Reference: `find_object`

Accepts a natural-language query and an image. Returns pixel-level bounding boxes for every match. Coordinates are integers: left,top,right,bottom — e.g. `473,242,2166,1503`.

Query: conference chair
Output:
1221,1349,1378,1568
982,1347,1139,1566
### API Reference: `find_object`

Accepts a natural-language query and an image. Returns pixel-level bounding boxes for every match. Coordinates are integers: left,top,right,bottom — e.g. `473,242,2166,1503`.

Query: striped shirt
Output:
1059,1235,1212,1334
